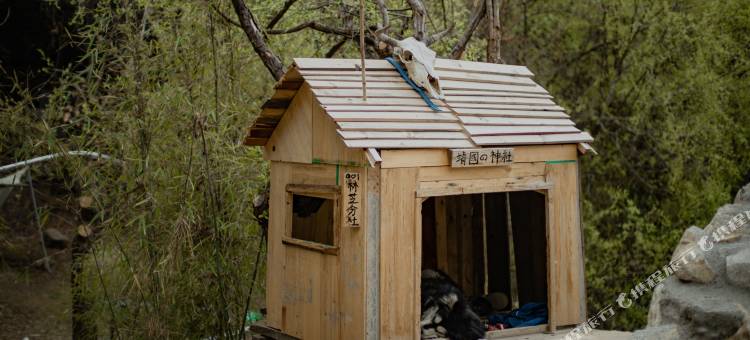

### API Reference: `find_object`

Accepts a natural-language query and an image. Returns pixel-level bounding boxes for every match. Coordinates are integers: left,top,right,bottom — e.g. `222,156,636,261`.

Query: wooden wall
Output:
377,144,586,338
266,162,367,339
264,83,367,166
379,167,420,340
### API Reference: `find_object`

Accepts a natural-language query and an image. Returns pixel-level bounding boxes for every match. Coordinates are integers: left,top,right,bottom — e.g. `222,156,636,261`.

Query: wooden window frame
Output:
283,183,341,255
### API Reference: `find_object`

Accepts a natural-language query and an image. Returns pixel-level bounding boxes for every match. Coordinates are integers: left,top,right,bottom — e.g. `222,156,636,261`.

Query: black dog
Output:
421,269,484,340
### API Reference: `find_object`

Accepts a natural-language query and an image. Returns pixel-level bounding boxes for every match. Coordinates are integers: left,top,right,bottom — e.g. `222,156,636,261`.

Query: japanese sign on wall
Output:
344,172,362,227
450,148,514,168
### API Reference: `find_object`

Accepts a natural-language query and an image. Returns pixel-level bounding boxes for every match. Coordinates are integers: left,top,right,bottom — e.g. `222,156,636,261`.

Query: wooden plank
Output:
416,176,551,197
344,139,475,149
282,236,339,255
271,89,298,100
446,96,557,106
295,58,534,77
380,167,419,340
435,59,534,77
365,166,380,340
472,132,594,146
434,197,448,273
546,162,586,326
322,104,438,112
459,116,574,126
450,147,514,167
250,324,302,340
300,69,398,77
295,58,396,70
338,131,467,140
449,103,565,111
305,75,408,82
312,88,421,98
418,162,546,182
441,80,548,94
545,189,557,333
337,122,462,131
437,70,538,86
318,96,448,107
265,84,313,163
312,101,367,166
452,108,569,118
307,80,412,90
465,125,581,136
485,324,548,338
339,166,366,339
286,183,341,195
328,111,458,122
266,162,291,329
380,144,577,168
443,89,552,98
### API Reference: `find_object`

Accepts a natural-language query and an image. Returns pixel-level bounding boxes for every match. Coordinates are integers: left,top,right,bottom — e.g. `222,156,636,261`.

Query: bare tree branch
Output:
371,26,400,46
211,4,241,28
325,38,349,58
269,21,381,46
268,21,350,36
374,0,390,31
230,0,286,81
406,0,427,41
425,24,454,46
450,0,486,59
266,0,299,30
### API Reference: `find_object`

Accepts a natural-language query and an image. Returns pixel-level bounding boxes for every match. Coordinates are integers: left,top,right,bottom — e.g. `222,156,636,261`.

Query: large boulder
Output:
728,305,750,340
671,226,717,284
727,248,750,289
736,183,750,204
643,184,750,339
704,203,750,243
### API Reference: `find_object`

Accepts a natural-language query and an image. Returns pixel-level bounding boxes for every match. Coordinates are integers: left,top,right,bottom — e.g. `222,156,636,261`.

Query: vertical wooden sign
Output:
344,172,362,227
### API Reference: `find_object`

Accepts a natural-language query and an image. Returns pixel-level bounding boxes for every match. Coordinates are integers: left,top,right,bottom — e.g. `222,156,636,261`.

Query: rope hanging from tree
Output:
359,0,367,100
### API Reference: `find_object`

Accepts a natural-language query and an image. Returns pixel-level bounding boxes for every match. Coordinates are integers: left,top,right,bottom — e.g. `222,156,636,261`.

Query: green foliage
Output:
1,0,749,336
501,0,750,330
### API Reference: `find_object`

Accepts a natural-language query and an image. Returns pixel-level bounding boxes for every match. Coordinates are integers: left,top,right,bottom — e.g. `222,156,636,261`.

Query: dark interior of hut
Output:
420,192,549,339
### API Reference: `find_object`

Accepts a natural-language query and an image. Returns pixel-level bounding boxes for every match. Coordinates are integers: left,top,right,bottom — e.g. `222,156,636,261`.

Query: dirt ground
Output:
0,180,77,339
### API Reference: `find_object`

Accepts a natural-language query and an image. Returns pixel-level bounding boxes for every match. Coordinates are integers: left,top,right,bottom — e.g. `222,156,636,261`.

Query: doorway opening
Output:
420,191,549,338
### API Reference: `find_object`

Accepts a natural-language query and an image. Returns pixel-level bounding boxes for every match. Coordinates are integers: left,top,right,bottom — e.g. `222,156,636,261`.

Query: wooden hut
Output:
244,58,594,340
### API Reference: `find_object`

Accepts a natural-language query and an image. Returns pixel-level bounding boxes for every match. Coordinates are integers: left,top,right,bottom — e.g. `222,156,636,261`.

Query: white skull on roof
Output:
393,37,445,100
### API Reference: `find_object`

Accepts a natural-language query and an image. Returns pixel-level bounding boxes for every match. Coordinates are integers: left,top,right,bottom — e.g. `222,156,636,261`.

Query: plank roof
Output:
244,58,593,149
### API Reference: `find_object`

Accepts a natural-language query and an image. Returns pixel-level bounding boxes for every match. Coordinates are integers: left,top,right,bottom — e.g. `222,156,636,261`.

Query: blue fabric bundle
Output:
488,302,548,328
384,57,442,112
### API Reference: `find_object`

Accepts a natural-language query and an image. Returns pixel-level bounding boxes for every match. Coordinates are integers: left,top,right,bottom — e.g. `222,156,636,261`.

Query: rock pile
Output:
641,182,750,339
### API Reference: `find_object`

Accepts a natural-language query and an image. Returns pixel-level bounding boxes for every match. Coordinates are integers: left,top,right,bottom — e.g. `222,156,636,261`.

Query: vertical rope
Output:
359,0,367,100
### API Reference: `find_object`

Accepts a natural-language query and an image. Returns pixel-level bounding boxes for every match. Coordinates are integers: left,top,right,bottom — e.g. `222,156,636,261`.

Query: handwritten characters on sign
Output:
451,148,514,168
344,172,362,227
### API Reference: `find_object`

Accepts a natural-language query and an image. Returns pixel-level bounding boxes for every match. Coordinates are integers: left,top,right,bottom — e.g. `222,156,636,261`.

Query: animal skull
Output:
394,37,445,100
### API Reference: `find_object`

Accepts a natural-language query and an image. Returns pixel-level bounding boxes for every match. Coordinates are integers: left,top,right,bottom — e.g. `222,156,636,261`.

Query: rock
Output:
631,324,679,340
647,284,665,326
727,248,750,289
671,226,717,283
78,195,94,208
704,203,750,242
728,305,750,340
736,183,750,204
43,228,69,249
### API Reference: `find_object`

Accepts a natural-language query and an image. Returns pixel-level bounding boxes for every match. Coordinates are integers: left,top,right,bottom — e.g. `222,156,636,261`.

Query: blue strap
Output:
385,57,442,112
